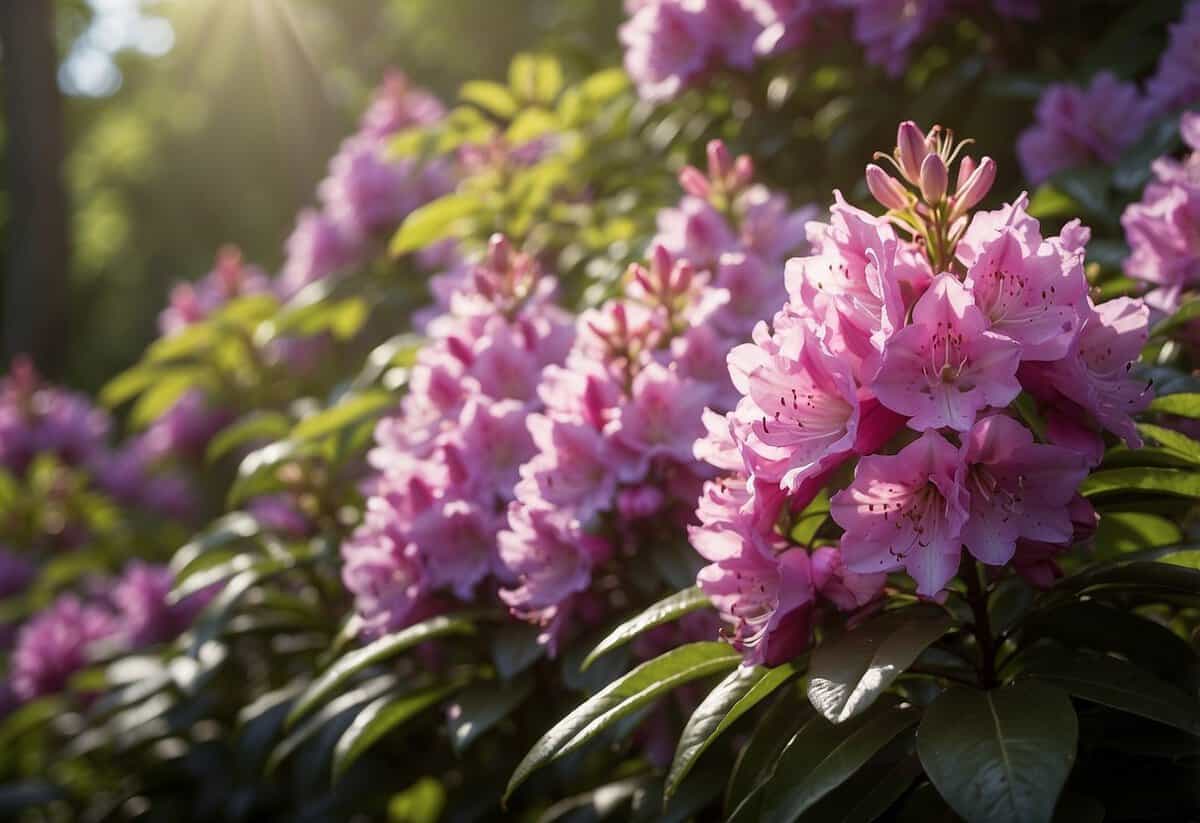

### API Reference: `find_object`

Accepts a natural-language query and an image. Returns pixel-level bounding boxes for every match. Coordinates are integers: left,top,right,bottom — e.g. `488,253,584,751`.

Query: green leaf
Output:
266,674,396,776
1080,467,1200,499
170,512,262,578
290,390,395,443
1136,424,1200,465
333,682,464,780
506,107,560,144
1055,558,1200,599
263,297,369,342
917,682,1078,823
460,81,518,118
1020,650,1200,736
206,412,292,462
447,675,534,755
100,365,163,407
762,701,920,822
1027,185,1079,220
491,623,545,680
579,68,630,103
227,439,313,506
794,754,923,823
1149,391,1200,418
790,491,831,546
388,778,447,823
582,587,710,670
1094,511,1183,556
508,53,562,103
505,642,740,802
808,608,953,724
288,614,478,726
667,663,799,800
390,193,481,256
130,371,209,428
725,683,811,816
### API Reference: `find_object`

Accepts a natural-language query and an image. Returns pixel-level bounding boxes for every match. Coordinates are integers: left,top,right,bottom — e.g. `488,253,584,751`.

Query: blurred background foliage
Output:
0,0,622,391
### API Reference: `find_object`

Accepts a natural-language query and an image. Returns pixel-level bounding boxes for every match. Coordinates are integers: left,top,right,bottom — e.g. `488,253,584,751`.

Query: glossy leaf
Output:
333,682,464,779
290,390,395,443
918,682,1077,823
666,662,799,800
582,587,710,670
761,701,920,822
1020,650,1200,736
808,607,953,723
287,614,478,726
390,193,482,256
505,642,740,802
1080,468,1200,499
266,674,396,776
447,675,534,755
206,412,292,462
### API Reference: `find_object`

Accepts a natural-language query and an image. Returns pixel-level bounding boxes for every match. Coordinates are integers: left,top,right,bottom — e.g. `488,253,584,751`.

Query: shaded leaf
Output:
505,642,740,802
207,412,292,462
582,587,710,670
917,682,1077,823
447,675,534,755
288,614,478,726
334,682,465,779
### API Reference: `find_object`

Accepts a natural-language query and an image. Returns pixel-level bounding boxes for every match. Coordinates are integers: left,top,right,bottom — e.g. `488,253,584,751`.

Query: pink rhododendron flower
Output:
832,430,968,596
1146,1,1200,115
620,1,712,103
109,562,215,647
10,595,116,702
498,505,609,619
841,0,949,76
1017,72,1152,185
158,247,271,337
959,415,1088,566
873,273,1021,432
1122,112,1200,313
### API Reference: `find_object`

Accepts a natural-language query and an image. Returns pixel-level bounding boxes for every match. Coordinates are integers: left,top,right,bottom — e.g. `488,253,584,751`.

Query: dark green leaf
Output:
666,662,799,800
491,623,545,680
809,608,953,724
1055,559,1200,599
288,614,478,726
333,682,465,779
1020,650,1200,736
795,753,924,823
170,512,262,578
505,642,740,802
582,587,710,670
447,675,534,755
917,682,1077,823
266,674,396,776
725,683,811,816
762,701,920,822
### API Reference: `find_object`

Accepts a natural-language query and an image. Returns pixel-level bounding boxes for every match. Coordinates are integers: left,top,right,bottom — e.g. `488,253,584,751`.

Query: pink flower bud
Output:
486,233,511,271
678,165,710,199
706,140,733,183
950,156,996,218
956,155,976,191
896,121,928,184
732,155,754,189
919,153,948,203
865,163,910,211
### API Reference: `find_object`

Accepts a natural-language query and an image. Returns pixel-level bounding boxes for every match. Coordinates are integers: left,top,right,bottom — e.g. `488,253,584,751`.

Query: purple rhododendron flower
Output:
1146,0,1200,115
10,595,117,702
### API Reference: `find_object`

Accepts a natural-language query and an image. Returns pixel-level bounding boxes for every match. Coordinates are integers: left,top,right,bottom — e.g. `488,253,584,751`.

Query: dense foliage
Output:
1,1,1199,821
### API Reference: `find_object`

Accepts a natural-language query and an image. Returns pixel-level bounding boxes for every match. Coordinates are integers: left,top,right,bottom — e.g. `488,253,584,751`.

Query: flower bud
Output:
956,155,976,191
865,163,910,211
950,155,996,218
919,153,948,203
678,165,710,199
486,233,511,271
896,121,928,184
732,155,754,189
706,140,733,183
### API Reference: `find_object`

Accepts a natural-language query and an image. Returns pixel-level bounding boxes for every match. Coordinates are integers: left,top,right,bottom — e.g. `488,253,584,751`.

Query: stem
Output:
962,556,997,688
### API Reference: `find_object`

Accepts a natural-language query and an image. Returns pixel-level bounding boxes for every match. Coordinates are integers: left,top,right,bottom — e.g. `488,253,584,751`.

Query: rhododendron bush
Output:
2,2,1200,821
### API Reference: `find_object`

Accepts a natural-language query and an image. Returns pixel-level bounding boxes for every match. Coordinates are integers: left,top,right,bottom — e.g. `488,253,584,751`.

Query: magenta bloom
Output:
358,69,446,139
611,362,715,479
620,1,712,102
1020,297,1151,448
341,498,429,637
498,505,609,620
832,430,969,596
10,595,116,702
726,326,861,491
841,0,949,76
693,522,815,667
874,273,1022,432
960,200,1089,361
1017,72,1152,184
247,494,313,538
319,137,421,239
1146,1,1200,115
158,247,271,336
959,415,1088,567
516,413,618,523
1122,113,1200,313
278,209,356,299
109,562,213,647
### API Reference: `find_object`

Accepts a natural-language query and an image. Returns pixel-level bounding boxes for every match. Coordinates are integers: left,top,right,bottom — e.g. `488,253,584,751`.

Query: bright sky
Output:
60,0,175,97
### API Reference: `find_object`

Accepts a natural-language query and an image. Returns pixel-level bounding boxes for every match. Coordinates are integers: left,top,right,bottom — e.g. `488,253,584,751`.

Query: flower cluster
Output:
0,359,197,534
692,122,1150,665
497,141,814,651
619,0,1039,102
280,71,451,298
7,562,212,702
1122,112,1200,314
1017,1,1200,184
341,236,574,637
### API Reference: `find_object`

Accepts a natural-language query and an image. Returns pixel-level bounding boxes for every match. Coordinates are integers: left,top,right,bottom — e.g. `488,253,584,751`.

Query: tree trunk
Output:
0,0,70,378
